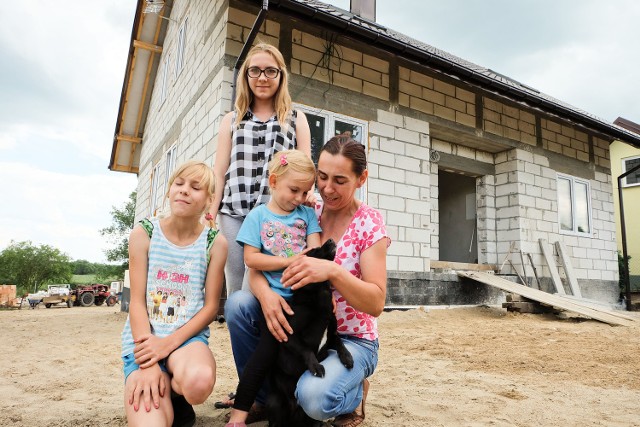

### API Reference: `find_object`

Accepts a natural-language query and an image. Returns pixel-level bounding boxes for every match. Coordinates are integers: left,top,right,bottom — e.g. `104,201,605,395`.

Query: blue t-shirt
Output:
236,204,321,299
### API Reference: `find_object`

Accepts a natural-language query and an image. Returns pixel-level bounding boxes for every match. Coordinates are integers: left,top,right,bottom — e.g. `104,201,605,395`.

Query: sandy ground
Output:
2,303,640,426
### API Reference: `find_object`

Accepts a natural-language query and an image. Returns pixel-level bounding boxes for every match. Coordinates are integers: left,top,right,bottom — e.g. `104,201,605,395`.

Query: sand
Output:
1,303,640,426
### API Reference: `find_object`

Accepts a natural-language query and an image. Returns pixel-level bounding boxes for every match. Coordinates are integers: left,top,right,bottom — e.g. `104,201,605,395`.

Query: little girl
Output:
226,150,320,427
121,160,228,427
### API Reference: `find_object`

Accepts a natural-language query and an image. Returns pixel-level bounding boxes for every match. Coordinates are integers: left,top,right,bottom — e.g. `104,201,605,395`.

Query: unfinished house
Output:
109,0,640,306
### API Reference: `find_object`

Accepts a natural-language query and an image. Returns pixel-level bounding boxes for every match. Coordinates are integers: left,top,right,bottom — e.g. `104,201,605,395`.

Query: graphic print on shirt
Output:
260,219,307,257
146,259,194,325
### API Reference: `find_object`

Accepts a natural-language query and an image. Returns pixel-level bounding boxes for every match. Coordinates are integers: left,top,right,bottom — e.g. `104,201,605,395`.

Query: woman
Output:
210,42,311,296
225,135,390,427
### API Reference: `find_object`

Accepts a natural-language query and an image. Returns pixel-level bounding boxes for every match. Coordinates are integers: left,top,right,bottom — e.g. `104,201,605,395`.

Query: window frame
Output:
175,18,187,77
294,104,369,201
159,54,170,105
557,173,593,237
164,144,178,197
150,163,162,217
622,155,640,188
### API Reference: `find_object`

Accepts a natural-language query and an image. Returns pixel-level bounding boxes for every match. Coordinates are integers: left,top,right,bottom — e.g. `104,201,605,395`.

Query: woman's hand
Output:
133,334,172,368
282,255,334,291
258,288,294,342
126,363,167,412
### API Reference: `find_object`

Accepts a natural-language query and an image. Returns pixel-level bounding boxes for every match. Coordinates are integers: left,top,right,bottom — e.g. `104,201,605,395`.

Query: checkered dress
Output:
219,110,298,218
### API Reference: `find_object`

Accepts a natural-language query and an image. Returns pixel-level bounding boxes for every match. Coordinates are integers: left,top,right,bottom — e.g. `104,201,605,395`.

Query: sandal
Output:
214,392,237,409
331,378,369,427
225,423,247,427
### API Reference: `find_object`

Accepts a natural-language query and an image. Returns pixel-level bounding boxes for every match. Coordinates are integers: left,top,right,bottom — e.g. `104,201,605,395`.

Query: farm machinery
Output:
70,284,118,307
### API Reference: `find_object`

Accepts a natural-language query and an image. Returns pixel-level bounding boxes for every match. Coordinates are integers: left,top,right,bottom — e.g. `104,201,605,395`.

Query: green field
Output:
71,275,119,285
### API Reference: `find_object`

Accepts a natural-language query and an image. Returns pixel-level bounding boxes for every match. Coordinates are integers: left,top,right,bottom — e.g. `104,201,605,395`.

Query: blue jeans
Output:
225,290,379,421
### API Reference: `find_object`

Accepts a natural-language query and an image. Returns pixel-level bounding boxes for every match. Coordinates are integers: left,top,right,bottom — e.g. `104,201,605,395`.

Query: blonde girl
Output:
225,150,320,426
121,160,228,427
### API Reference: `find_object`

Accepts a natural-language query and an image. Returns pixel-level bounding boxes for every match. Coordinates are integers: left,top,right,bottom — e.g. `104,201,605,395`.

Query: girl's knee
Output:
182,368,215,404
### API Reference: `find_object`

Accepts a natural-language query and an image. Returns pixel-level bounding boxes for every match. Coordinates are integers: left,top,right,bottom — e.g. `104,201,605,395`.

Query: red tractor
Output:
70,284,118,307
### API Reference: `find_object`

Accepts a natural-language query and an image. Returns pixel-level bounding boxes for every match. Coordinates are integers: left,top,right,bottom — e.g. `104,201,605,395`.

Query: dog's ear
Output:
319,239,336,261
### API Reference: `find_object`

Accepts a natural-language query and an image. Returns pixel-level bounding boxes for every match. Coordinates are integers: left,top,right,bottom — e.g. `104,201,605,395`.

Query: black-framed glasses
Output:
246,66,281,79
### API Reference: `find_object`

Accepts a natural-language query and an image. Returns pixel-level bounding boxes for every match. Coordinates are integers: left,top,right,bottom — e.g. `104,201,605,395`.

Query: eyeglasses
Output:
246,66,281,79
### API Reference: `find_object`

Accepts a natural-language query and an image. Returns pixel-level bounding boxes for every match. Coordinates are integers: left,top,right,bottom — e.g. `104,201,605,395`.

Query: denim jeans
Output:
225,289,379,420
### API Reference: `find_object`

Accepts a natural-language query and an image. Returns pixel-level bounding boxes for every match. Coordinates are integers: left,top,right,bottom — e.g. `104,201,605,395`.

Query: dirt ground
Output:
2,303,640,426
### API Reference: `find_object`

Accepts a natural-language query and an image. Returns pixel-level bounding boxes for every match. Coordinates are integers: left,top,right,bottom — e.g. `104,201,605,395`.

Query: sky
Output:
1,1,639,264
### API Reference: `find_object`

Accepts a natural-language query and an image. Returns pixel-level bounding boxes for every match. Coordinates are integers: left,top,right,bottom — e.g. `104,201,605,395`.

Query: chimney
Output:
350,0,376,21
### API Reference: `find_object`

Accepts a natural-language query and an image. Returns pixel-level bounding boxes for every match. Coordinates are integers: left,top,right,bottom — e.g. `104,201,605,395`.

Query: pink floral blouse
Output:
315,201,390,341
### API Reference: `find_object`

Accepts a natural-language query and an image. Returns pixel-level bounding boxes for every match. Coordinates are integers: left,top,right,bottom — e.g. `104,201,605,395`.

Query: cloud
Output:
0,161,137,262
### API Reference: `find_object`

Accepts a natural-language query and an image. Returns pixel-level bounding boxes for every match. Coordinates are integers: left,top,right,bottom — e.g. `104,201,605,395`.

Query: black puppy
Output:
266,239,354,427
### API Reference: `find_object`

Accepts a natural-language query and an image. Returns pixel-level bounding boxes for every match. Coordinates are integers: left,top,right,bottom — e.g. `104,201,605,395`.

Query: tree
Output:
100,191,136,271
0,241,72,294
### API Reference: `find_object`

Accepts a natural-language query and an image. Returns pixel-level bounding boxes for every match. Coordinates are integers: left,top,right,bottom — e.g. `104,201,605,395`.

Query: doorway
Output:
438,170,478,263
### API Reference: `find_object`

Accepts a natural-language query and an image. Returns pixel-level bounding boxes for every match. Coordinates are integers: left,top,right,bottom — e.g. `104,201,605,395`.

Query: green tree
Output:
0,241,72,294
71,259,97,275
100,191,136,271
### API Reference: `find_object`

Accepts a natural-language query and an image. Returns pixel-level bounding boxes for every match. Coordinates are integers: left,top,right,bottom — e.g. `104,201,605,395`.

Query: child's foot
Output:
171,393,196,427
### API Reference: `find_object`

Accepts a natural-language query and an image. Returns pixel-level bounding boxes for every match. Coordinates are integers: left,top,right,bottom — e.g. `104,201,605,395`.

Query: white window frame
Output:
175,18,187,76
159,54,170,105
622,155,640,188
164,144,178,196
557,173,593,236
294,104,369,201
150,163,162,217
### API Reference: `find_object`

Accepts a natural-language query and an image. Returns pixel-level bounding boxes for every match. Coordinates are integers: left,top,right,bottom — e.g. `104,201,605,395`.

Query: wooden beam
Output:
458,271,635,326
133,39,163,54
539,239,565,294
430,260,497,271
116,134,142,144
554,241,582,298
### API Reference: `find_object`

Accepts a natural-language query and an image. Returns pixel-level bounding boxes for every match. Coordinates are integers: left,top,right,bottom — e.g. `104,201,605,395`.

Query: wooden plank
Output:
556,295,639,322
554,241,582,298
539,239,566,295
458,271,635,326
430,260,497,271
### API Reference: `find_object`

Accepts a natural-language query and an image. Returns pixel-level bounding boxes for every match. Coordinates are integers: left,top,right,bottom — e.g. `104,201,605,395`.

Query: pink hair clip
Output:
280,154,288,166
205,213,214,221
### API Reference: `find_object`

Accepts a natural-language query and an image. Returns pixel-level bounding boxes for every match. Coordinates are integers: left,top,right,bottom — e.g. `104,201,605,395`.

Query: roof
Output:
614,117,640,136
110,0,640,173
270,0,640,148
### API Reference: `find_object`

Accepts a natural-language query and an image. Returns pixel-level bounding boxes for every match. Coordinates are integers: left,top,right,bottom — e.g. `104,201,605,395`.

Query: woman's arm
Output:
134,234,228,367
281,238,388,317
209,112,234,227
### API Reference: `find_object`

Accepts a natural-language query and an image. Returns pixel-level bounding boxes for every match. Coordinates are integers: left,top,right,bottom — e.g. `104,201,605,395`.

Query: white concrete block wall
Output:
369,110,431,272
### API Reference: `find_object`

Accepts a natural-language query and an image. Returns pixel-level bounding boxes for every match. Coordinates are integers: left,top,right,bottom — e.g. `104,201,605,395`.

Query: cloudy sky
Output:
1,1,639,264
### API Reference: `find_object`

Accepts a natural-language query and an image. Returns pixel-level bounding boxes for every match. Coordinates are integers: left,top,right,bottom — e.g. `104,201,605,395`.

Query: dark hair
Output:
320,135,367,176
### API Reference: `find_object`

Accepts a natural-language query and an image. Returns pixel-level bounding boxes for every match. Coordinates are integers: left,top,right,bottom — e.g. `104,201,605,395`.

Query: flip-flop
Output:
214,392,236,409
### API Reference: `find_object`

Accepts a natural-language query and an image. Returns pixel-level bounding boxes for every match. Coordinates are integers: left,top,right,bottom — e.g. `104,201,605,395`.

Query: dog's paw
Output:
310,363,325,377
340,352,354,369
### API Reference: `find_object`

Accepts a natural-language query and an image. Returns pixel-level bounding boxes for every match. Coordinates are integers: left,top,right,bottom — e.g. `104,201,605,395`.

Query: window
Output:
295,105,368,165
159,54,170,104
164,144,178,196
622,156,640,187
557,174,592,235
150,163,162,216
295,105,368,199
175,18,187,76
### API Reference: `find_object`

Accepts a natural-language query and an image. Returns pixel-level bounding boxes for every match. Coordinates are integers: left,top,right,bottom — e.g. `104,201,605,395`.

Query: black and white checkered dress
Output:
219,110,298,218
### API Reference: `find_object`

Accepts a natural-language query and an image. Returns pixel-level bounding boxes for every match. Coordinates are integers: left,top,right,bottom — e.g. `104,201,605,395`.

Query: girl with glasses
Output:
210,43,312,299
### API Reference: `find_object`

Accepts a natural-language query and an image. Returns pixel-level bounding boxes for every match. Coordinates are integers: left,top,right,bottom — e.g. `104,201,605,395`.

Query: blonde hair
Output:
268,150,316,181
234,43,292,130
165,160,216,199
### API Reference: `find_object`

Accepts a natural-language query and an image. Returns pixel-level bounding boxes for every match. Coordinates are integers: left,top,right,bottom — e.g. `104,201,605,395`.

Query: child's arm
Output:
243,232,321,272
134,233,228,367
126,226,167,409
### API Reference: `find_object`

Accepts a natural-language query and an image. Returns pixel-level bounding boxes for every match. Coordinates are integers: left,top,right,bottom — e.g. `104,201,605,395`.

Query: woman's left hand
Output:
282,255,333,290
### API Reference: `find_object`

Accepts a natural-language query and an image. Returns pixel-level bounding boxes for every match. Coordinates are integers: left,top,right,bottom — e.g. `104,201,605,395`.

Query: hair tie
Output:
280,154,288,166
